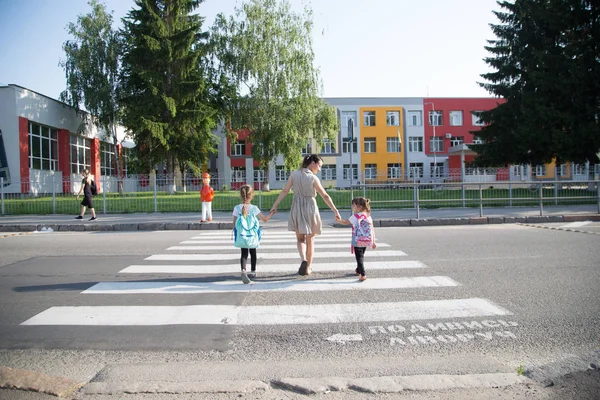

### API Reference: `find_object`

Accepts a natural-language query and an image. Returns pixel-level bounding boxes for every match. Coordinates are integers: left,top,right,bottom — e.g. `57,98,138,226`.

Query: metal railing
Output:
1,175,599,217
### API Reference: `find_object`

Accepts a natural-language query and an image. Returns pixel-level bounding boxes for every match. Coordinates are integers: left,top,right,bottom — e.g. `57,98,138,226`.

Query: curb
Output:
1,213,598,233
82,373,526,395
0,366,84,397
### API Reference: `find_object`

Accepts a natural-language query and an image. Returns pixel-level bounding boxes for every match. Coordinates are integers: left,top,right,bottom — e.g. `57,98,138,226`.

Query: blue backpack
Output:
234,207,261,249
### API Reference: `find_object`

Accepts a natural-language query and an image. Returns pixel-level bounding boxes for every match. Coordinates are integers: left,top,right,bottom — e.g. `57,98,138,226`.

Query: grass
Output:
1,186,597,215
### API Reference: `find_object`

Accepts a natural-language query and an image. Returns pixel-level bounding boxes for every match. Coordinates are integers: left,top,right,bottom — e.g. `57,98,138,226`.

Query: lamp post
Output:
348,118,354,189
424,102,437,180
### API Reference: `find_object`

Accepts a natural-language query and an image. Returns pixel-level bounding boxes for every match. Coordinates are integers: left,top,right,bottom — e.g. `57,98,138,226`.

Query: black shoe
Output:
75,216,83,219
298,261,308,276
89,217,97,221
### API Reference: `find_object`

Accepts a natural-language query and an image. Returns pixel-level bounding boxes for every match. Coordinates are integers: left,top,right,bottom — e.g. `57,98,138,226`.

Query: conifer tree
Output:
120,0,218,187
472,0,599,167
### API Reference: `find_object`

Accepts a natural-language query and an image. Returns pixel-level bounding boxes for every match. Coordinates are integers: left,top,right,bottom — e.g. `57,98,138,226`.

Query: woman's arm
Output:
76,178,85,199
269,175,293,213
313,178,341,220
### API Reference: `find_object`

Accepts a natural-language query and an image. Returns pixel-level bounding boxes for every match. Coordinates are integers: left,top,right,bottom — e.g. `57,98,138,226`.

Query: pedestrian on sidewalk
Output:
233,184,273,284
200,172,214,222
269,154,341,276
75,169,97,221
336,197,376,281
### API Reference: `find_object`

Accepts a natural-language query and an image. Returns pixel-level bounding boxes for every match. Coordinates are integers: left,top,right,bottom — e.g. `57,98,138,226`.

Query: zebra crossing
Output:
20,228,512,327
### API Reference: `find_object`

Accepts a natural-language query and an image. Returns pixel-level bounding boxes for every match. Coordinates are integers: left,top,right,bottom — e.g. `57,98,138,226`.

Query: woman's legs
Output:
249,248,257,272
295,232,307,262
90,207,96,218
79,205,86,217
305,234,316,271
240,248,249,271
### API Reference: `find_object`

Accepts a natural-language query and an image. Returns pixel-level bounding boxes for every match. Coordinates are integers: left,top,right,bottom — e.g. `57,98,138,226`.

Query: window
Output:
449,111,463,126
342,140,357,153
253,169,265,182
386,111,400,126
429,111,443,126
343,164,358,180
321,164,336,180
29,122,58,171
430,163,444,178
363,111,376,126
573,164,585,175
559,164,568,176
301,142,312,155
275,166,290,181
364,138,376,153
69,135,90,174
535,165,546,176
341,111,357,130
364,164,377,179
387,163,401,179
231,167,246,182
408,137,423,152
386,137,401,153
512,164,527,177
407,110,422,126
430,137,444,152
409,163,424,178
100,142,115,176
231,140,246,156
320,138,336,154
472,111,485,126
450,136,464,147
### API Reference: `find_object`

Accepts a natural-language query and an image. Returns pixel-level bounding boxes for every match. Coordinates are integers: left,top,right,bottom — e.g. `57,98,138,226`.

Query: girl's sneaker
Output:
241,270,251,284
359,275,367,282
247,271,256,279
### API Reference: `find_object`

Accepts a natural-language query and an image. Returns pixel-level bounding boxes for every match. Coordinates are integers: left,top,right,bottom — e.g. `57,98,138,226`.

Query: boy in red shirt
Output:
200,172,214,222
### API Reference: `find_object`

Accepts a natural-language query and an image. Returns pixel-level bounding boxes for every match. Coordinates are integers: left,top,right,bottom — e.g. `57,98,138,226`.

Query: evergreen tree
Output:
472,0,599,167
210,0,338,189
120,0,218,186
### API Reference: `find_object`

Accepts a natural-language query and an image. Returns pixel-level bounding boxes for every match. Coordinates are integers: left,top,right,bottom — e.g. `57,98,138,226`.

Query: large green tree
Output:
120,0,219,188
472,0,599,167
210,0,338,189
60,0,124,182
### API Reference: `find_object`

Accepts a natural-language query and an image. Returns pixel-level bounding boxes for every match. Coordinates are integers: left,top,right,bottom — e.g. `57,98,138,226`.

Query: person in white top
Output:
336,197,377,281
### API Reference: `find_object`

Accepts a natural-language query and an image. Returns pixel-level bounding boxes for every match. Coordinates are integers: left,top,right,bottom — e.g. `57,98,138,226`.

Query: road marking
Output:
20,298,510,326
326,334,362,344
83,276,458,294
190,231,350,239
181,237,350,244
560,221,592,228
120,260,427,274
146,250,407,261
167,243,390,250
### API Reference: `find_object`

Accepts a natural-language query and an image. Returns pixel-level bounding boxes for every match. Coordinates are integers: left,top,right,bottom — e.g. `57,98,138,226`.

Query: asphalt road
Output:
0,222,599,398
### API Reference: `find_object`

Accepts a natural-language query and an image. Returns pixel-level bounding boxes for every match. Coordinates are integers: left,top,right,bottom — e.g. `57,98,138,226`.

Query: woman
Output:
270,154,341,276
75,169,97,221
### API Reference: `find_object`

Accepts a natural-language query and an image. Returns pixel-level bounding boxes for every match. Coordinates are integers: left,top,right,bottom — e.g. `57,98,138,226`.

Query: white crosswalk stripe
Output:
20,227,513,327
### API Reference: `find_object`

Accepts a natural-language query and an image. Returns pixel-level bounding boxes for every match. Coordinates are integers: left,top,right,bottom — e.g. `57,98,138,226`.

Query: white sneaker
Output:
241,271,251,284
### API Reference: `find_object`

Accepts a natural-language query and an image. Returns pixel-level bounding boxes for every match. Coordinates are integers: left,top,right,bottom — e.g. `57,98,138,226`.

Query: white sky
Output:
0,0,501,100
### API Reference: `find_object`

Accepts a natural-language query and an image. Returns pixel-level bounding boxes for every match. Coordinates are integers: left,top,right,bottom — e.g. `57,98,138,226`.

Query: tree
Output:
472,0,599,167
210,0,338,190
60,0,124,187
120,0,219,191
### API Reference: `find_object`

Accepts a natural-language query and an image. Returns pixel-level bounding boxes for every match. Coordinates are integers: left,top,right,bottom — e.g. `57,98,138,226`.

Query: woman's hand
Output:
269,207,277,215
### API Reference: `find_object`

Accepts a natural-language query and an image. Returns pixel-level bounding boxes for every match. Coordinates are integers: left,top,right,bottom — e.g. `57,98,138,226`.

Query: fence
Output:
1,175,599,217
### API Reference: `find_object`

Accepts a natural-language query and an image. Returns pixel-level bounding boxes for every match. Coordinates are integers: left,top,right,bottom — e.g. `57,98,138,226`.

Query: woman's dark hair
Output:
301,154,322,169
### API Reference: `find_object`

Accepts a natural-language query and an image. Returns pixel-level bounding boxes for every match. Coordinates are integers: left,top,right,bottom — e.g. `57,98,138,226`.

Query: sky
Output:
0,0,502,101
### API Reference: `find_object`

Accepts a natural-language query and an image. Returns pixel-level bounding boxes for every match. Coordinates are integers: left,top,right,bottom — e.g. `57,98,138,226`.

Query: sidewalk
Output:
0,204,598,232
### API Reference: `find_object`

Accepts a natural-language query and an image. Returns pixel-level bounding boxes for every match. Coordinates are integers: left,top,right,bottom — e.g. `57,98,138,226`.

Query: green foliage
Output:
474,0,600,167
210,0,339,178
59,0,124,176
120,0,220,176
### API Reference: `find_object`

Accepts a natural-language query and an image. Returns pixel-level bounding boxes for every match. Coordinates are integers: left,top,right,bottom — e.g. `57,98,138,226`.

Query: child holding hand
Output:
336,197,376,281
233,185,273,284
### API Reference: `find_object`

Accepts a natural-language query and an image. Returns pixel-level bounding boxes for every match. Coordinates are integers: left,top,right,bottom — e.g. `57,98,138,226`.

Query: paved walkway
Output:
0,204,598,232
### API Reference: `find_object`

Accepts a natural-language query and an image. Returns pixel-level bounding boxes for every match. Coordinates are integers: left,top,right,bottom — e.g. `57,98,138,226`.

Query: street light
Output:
424,102,437,179
348,118,354,188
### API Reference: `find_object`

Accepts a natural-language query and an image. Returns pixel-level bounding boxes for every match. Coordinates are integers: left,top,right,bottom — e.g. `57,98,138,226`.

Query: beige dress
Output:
288,168,322,235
